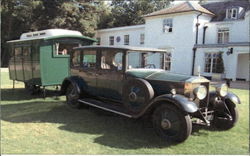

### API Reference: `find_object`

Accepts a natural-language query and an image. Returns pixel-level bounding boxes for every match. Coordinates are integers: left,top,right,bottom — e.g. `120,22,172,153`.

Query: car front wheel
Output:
212,101,239,130
152,104,192,143
66,84,82,109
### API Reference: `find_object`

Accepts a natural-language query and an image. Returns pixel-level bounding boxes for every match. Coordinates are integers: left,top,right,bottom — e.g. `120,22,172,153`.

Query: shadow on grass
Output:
1,88,60,101
1,100,178,149
2,88,222,149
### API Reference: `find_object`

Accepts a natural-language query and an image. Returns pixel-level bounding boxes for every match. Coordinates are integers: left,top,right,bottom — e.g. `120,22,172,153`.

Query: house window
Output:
97,37,101,45
204,52,224,73
163,18,173,33
124,35,129,45
164,52,171,70
109,36,114,45
226,8,238,19
218,28,229,44
140,33,145,45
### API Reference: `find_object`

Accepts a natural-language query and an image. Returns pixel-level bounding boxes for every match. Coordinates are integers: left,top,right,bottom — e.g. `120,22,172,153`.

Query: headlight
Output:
193,85,207,100
216,83,228,97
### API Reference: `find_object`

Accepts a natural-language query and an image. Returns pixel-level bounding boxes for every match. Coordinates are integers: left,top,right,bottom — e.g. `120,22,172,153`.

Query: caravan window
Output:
23,47,31,57
55,43,79,55
14,47,22,57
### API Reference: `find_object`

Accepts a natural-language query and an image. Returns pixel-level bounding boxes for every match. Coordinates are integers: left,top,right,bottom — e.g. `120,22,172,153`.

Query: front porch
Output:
194,45,249,81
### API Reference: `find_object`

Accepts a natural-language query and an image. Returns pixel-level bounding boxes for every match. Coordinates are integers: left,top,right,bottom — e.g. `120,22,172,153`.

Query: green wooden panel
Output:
40,45,70,86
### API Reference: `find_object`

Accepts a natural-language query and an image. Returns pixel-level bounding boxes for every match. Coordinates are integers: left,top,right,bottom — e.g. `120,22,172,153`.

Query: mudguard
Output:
61,76,88,95
225,92,241,105
136,94,198,117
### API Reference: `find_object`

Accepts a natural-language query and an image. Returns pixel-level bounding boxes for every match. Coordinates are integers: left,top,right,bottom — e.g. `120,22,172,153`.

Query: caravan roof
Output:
7,29,97,43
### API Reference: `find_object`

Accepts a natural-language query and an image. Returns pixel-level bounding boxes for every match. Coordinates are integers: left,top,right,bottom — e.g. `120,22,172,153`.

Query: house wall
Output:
96,25,145,46
204,11,250,44
144,12,207,75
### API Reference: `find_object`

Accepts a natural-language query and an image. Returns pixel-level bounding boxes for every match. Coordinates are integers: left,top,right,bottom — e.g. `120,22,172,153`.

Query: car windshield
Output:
127,51,165,69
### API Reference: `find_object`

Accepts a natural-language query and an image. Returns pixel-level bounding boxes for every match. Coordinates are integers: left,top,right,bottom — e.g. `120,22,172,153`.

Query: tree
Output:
1,0,107,66
1,0,43,66
99,0,174,29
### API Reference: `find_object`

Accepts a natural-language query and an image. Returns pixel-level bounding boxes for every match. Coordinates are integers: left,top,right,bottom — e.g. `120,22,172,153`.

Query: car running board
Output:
78,98,133,118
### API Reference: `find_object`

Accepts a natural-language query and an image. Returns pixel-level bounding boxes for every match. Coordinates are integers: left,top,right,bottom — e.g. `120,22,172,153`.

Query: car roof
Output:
74,45,167,52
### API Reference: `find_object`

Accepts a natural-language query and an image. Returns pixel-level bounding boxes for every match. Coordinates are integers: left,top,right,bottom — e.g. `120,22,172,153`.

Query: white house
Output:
96,0,250,81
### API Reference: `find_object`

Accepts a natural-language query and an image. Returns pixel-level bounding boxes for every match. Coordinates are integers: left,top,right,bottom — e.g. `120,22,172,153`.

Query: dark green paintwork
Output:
126,69,191,82
40,45,70,86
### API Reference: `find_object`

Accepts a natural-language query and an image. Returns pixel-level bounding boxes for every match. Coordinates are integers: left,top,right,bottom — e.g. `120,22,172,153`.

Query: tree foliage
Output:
1,0,105,66
98,0,174,28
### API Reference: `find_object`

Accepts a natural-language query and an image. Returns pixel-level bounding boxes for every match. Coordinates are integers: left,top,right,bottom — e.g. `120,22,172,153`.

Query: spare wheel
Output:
122,78,154,113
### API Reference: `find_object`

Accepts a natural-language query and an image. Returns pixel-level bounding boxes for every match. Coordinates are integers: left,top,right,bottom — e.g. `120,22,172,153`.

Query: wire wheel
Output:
66,84,82,109
122,78,154,113
152,104,192,142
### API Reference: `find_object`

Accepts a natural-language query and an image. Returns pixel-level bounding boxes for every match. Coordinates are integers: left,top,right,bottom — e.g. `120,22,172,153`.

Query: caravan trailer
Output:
7,29,97,95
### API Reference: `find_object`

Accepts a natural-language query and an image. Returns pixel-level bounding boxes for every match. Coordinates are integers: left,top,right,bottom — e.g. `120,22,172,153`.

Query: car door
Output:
96,49,125,101
77,49,98,95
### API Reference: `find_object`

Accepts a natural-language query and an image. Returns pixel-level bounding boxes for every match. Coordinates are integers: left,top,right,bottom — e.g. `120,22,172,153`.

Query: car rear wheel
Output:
212,101,239,130
152,104,192,143
66,84,82,109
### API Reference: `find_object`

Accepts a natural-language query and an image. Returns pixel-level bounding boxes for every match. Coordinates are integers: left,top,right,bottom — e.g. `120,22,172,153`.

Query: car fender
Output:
135,94,198,118
225,92,241,105
61,76,88,95
209,91,241,105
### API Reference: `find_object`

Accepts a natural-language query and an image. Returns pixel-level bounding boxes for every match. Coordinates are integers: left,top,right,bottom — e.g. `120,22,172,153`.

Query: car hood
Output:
126,69,209,83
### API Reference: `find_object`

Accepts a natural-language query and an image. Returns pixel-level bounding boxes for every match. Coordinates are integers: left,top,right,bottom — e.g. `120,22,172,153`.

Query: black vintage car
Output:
61,45,240,142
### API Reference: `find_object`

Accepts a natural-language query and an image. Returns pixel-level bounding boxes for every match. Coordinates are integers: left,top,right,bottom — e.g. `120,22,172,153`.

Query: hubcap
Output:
129,92,137,102
161,118,171,130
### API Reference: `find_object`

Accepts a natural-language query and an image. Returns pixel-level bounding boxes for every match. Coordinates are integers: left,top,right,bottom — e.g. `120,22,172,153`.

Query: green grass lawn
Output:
1,70,249,154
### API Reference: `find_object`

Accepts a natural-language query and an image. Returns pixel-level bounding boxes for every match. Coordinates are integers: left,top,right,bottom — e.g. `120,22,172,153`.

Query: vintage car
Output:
61,45,240,142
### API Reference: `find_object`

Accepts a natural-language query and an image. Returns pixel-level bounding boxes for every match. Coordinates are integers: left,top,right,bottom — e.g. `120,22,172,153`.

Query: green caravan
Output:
7,29,97,95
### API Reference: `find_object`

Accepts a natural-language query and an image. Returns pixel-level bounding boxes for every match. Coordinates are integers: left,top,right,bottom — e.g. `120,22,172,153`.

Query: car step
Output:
78,98,133,118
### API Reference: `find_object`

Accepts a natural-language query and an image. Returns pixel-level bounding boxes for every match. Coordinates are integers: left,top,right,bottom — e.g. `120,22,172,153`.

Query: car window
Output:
83,50,96,69
72,50,81,67
100,50,123,71
128,51,164,69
